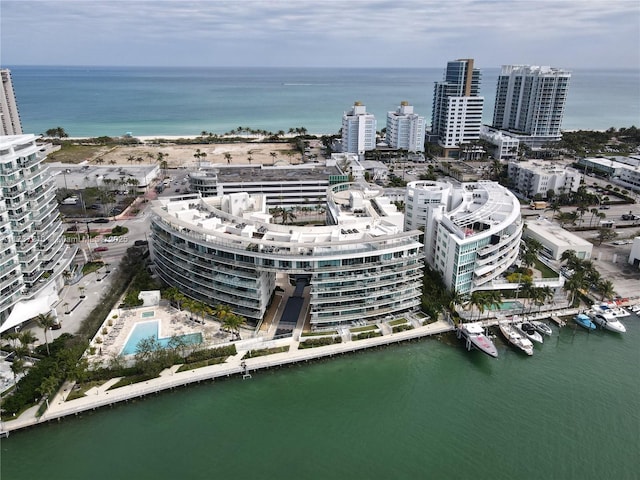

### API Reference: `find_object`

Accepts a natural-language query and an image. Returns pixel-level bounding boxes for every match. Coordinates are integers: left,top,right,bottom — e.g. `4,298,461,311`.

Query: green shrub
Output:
185,345,237,364
242,346,289,359
392,324,414,333
353,331,382,340
110,225,129,236
299,337,341,349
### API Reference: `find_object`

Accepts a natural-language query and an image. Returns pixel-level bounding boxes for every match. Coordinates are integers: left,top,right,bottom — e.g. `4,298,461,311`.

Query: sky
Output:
1,0,639,68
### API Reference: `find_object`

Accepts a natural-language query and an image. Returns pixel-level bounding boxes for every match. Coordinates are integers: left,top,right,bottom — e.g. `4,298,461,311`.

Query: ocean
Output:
1,66,639,479
6,66,640,137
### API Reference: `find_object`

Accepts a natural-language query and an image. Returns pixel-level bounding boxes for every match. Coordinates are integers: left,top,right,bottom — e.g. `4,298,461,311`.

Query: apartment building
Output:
341,102,377,155
507,160,582,198
0,134,73,332
405,180,522,294
150,185,423,328
385,101,425,152
0,69,23,136
431,59,484,157
492,65,571,148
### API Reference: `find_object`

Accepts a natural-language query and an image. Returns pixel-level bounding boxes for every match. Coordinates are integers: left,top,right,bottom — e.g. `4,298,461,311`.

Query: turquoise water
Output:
2,317,638,479
491,300,524,311
120,320,202,356
141,311,155,318
7,66,640,137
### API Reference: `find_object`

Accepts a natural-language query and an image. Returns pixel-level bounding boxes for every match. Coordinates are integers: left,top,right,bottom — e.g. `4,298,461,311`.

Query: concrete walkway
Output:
1,317,452,435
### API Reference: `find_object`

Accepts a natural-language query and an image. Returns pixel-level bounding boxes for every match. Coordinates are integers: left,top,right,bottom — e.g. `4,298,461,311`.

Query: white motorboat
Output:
531,320,553,337
592,303,630,319
458,322,498,358
516,322,544,344
499,323,534,356
631,304,640,314
588,311,627,334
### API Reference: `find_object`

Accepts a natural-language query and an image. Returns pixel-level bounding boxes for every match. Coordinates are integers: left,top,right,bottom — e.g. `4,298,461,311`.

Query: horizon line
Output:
2,63,639,71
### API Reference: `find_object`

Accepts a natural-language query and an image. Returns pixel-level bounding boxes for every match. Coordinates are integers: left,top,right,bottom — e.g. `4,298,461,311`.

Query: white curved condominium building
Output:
405,181,522,294
150,184,423,328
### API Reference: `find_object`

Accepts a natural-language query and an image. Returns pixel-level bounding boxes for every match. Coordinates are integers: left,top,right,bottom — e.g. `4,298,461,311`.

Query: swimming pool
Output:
141,311,155,318
120,320,203,356
490,300,524,311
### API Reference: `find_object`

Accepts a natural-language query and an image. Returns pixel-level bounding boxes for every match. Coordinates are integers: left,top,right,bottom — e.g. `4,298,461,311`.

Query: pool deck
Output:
87,304,236,366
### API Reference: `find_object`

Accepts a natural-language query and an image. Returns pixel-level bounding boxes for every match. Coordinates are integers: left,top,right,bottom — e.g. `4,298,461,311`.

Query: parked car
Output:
51,318,62,330
92,218,109,224
93,246,109,252
134,240,149,247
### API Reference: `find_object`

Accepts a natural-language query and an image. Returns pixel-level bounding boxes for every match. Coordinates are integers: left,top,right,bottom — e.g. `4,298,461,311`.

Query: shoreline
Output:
1,317,454,436
1,306,583,436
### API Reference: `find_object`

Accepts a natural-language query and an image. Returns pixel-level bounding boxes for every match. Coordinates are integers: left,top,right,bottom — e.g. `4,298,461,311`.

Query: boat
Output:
631,304,640,314
498,322,534,356
574,313,597,331
587,312,627,334
592,302,630,319
531,320,553,337
458,322,498,358
516,322,544,344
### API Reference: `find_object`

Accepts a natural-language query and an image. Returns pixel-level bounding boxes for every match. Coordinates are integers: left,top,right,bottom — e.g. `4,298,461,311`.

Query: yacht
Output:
588,312,627,334
531,321,553,337
592,303,630,319
458,322,499,358
499,322,534,356
516,322,544,344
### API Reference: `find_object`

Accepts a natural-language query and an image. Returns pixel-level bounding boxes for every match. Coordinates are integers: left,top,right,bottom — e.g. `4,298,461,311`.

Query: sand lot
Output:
90,141,313,168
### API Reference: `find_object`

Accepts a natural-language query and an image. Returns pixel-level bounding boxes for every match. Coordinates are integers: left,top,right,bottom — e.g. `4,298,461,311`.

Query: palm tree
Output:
214,303,233,324
269,207,284,223
270,152,277,164
10,358,25,386
247,155,253,165
36,375,60,411
36,312,56,356
222,313,245,340
280,208,297,225
469,291,487,320
224,152,232,164
548,203,562,221
18,330,37,353
597,279,615,301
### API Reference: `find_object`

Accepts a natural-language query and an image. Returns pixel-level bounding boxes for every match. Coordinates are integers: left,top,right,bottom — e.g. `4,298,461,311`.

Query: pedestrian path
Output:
1,318,452,435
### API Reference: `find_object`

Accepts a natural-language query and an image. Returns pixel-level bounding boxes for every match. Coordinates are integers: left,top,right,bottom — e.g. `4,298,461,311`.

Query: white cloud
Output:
1,0,638,67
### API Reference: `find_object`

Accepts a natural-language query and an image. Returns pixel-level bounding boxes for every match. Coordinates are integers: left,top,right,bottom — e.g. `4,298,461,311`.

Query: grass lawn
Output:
46,144,107,164
301,330,338,337
349,325,378,333
388,318,408,326
175,356,228,372
534,258,560,279
65,380,108,401
242,346,289,359
82,261,104,275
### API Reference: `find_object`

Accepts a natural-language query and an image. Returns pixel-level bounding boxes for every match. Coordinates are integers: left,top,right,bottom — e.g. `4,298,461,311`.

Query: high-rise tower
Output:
341,102,377,155
0,134,73,332
430,59,484,156
0,69,23,136
492,65,571,148
386,101,425,153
